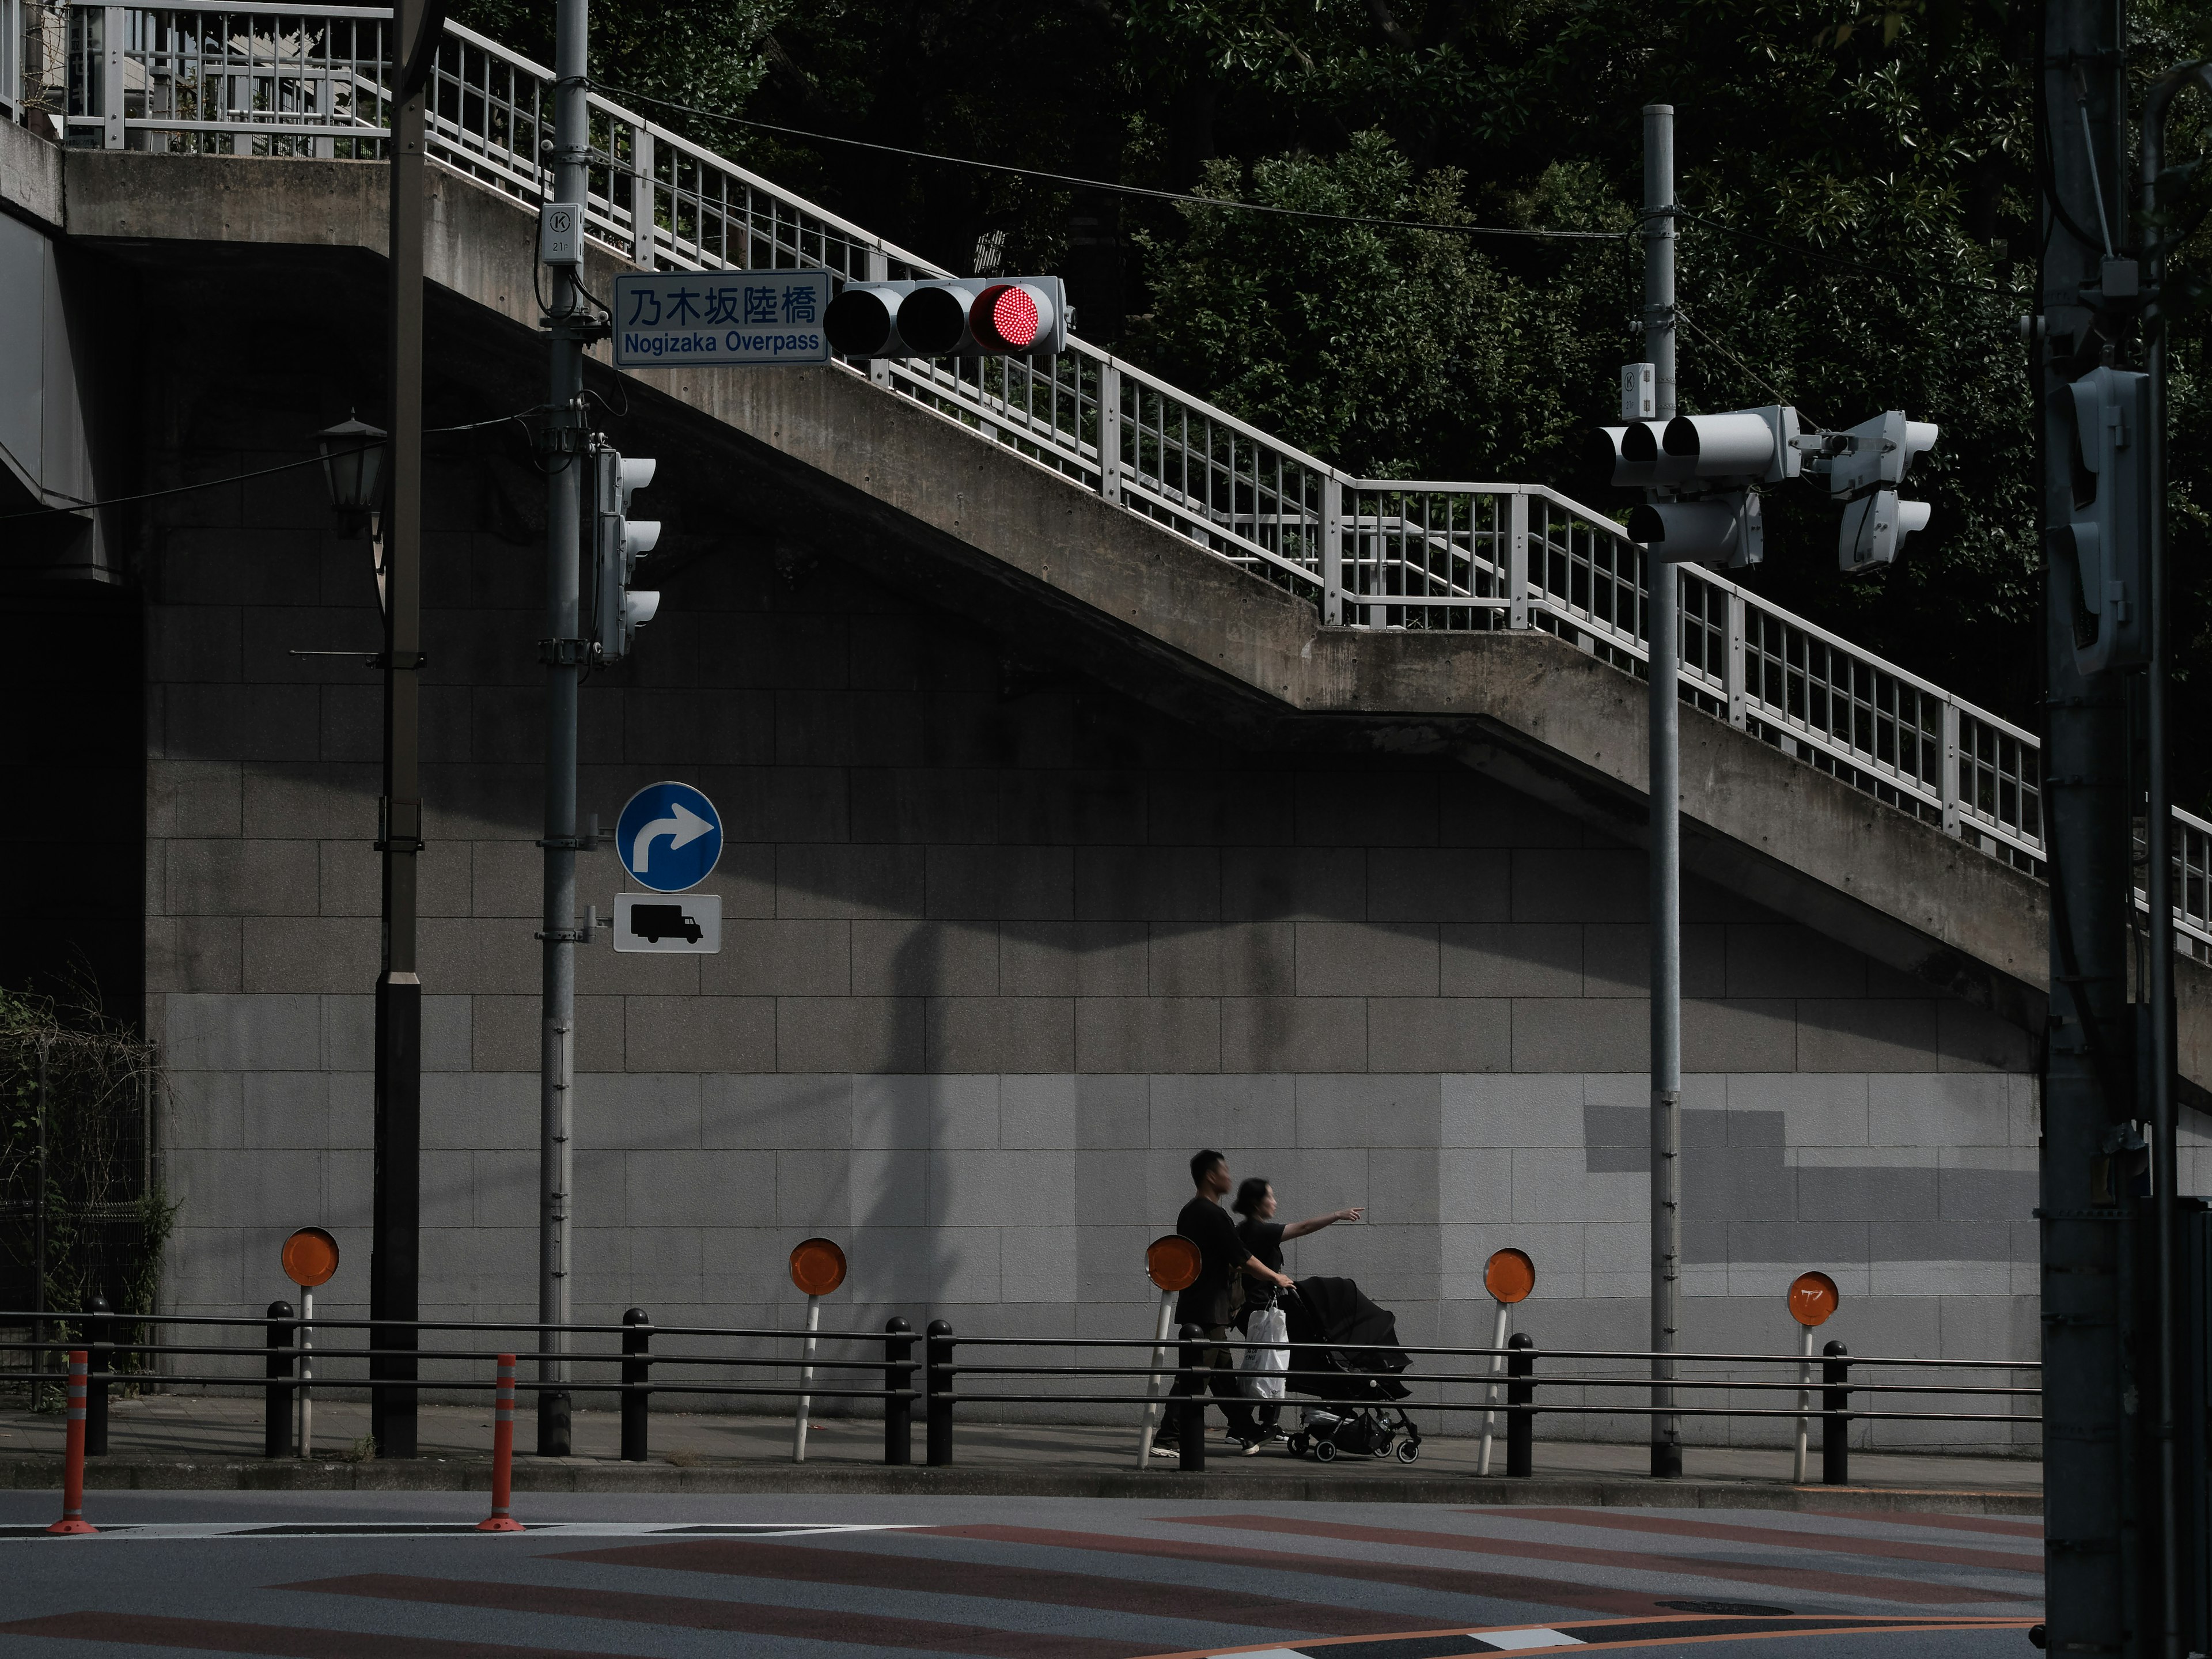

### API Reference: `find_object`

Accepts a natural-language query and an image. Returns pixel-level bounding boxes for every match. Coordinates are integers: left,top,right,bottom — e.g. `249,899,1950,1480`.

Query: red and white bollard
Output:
477,1353,524,1533
47,1349,96,1536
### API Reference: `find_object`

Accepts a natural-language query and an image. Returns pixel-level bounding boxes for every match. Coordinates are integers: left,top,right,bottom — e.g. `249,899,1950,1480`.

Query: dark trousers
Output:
1163,1327,1257,1440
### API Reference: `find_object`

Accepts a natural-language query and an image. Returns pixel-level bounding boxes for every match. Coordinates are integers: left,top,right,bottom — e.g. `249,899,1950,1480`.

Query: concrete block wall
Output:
135,334,2060,1450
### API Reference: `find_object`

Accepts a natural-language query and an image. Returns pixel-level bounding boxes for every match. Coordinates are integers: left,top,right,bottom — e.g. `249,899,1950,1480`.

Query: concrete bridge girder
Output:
18,131,2212,1095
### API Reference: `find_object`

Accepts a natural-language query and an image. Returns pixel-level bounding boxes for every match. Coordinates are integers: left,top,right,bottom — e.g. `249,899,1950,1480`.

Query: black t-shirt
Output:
1237,1219,1287,1305
1175,1194,1249,1328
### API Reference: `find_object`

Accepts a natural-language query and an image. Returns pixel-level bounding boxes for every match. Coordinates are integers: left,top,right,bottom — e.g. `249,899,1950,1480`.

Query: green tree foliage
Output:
0,986,173,1365
484,0,2212,789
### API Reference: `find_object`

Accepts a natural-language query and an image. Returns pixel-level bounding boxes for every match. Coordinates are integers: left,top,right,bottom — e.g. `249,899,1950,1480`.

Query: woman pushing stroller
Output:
1232,1177,1361,1441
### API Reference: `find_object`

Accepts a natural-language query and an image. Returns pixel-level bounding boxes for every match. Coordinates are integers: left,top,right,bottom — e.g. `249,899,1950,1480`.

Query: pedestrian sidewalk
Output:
0,1392,2039,1511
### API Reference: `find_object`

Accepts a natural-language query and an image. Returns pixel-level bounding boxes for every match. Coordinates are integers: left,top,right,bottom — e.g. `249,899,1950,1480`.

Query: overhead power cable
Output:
594,81,1629,244
0,411,546,522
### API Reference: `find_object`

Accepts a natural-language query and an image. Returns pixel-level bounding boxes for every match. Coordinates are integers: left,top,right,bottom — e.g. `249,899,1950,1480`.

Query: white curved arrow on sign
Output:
632,801,714,874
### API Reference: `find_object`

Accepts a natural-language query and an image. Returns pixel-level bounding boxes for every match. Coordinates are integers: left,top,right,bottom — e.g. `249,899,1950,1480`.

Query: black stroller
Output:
1279,1277,1422,1464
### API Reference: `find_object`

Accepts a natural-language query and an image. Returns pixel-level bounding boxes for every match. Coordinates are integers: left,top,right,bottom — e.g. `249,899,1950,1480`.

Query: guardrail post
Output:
85,1295,111,1456
1507,490,1529,629
1098,363,1122,505
925,1319,953,1466
1940,702,1963,838
264,1300,296,1460
866,248,892,387
1724,590,1748,729
883,1317,914,1466
1821,1340,1850,1486
1176,1324,1206,1471
620,1307,651,1463
1505,1332,1535,1478
1322,477,1344,626
630,127,656,267
100,6,123,149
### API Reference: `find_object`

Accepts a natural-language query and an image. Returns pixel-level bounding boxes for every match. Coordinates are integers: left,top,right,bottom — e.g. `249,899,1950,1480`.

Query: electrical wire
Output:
0,411,551,522
1673,305,1827,431
594,80,1628,245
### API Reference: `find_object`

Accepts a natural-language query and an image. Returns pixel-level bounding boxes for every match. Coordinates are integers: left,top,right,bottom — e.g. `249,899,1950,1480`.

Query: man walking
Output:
1155,1149,1292,1456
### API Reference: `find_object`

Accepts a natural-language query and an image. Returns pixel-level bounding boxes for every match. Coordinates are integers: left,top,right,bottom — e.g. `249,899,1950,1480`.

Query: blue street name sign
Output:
615,781,723,893
612,269,832,368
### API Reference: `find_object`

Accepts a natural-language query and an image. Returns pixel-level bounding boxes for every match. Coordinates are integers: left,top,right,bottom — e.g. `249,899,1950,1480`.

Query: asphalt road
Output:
0,1488,2043,1658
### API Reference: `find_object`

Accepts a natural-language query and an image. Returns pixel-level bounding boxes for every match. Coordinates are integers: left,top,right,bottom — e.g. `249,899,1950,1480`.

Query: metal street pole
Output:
369,0,443,1461
2139,59,2211,1659
1642,101,1683,1483
2035,0,2132,1647
537,0,590,1458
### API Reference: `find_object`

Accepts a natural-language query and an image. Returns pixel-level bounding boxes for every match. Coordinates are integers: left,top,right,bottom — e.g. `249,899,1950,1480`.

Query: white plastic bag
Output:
1240,1305,1289,1402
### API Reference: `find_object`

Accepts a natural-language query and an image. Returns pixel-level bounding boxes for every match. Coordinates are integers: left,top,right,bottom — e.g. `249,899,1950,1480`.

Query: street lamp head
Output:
316,414,389,537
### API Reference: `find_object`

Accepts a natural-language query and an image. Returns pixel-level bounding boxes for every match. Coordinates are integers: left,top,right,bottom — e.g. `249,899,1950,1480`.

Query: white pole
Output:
791,1294,820,1463
1478,1300,1510,1476
1135,1288,1176,1468
1792,1323,1814,1483
298,1285,314,1460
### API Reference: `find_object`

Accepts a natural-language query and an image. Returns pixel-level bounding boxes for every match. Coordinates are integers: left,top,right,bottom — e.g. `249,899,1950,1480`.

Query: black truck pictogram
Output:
629,903,703,944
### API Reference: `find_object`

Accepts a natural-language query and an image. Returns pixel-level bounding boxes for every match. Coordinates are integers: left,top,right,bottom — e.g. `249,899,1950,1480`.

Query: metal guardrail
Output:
19,0,2212,956
2,1309,2037,1486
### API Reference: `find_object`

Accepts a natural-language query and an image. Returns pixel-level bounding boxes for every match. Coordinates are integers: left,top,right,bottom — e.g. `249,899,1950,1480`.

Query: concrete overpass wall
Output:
123,269,2061,1452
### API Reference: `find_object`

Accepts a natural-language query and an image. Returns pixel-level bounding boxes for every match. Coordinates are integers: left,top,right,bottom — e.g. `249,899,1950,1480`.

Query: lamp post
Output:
315,416,388,608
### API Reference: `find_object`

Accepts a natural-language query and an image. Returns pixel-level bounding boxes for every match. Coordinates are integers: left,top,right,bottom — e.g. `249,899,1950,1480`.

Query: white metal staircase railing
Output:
26,0,2212,959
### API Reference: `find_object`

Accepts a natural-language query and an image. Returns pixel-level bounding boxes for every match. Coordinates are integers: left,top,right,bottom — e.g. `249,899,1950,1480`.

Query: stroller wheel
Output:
1313,1439,1338,1463
1395,1440,1421,1464
1287,1433,1309,1458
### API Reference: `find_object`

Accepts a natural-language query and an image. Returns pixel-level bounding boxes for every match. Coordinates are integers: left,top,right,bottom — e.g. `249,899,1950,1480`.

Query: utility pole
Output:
536,0,591,1459
2035,0,2133,1648
369,0,444,1461
2141,65,2212,1659
1641,101,1683,1483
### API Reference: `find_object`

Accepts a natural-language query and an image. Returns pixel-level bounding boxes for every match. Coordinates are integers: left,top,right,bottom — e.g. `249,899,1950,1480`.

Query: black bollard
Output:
264,1300,296,1460
1821,1340,1851,1486
1177,1324,1207,1472
85,1296,111,1457
620,1308,652,1463
1506,1332,1535,1478
925,1320,955,1466
883,1318,914,1467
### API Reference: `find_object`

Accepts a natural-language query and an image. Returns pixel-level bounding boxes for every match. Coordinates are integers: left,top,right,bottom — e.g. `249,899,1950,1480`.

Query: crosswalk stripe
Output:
288,1571,1153,1657
923,1524,1666,1618
1166,1516,2029,1607
1491,1509,2040,1574
551,1537,1438,1634
0,1609,654,1658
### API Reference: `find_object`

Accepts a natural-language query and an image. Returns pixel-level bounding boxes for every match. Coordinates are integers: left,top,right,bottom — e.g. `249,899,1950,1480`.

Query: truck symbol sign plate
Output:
614,892,722,955
615,781,722,892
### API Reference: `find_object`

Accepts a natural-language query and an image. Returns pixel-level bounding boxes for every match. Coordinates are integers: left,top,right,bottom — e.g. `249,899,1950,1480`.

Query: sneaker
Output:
1234,1434,1263,1456
1149,1438,1181,1458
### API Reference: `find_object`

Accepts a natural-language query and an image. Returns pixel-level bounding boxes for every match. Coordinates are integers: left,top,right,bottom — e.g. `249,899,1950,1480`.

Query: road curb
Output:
0,1457,2040,1514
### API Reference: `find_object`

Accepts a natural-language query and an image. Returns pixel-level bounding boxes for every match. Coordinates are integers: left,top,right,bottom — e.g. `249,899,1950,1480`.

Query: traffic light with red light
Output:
825,276,1067,359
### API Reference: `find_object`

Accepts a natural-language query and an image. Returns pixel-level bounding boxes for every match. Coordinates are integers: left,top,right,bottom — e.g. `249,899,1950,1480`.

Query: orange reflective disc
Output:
1146,1234,1202,1293
1787,1270,1840,1328
281,1227,340,1289
1484,1247,1535,1305
789,1236,848,1297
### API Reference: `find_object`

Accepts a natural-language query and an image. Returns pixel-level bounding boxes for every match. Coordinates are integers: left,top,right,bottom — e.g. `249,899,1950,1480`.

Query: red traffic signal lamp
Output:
825,276,1067,359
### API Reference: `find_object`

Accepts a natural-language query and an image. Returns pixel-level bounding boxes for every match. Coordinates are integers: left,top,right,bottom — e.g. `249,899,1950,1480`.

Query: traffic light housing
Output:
1822,410,1938,573
1627,493,1765,569
824,276,1068,359
1595,406,1797,568
2049,366,2150,673
592,442,660,665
